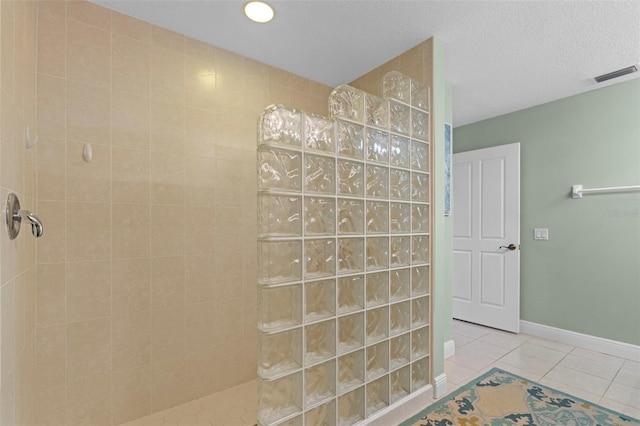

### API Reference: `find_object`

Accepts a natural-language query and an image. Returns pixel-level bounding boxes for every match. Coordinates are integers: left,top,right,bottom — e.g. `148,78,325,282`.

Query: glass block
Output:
259,105,302,148
304,197,336,236
390,202,410,234
366,237,389,271
412,235,429,265
411,204,429,233
337,199,364,235
389,168,410,201
411,357,430,392
411,297,429,329
411,326,430,360
305,239,336,279
382,71,410,104
277,415,303,426
338,386,364,426
337,159,364,196
365,128,389,164
411,172,429,202
258,372,303,425
366,375,389,417
258,284,302,331
411,266,429,296
366,201,389,234
390,135,410,168
337,275,364,314
258,240,302,285
336,120,364,160
411,109,429,142
390,333,411,371
329,85,364,123
259,193,302,238
366,340,389,381
365,93,388,129
258,147,302,192
305,279,336,323
365,271,388,308
389,101,410,136
305,154,335,194
338,350,365,393
390,269,410,302
305,360,336,406
259,328,302,379
411,141,429,172
390,301,411,336
390,236,410,267
338,238,364,275
338,312,364,354
306,320,336,365
305,400,336,426
365,165,389,199
390,365,411,404
304,112,335,153
366,306,389,344
411,79,429,111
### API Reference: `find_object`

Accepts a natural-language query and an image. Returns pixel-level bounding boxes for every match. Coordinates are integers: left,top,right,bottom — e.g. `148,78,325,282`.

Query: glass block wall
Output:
257,71,431,426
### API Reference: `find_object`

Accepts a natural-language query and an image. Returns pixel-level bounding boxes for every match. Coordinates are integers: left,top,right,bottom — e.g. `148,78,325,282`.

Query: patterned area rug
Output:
401,368,640,426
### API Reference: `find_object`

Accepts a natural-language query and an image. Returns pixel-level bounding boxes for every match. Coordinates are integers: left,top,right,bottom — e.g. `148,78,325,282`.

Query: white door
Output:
452,143,520,332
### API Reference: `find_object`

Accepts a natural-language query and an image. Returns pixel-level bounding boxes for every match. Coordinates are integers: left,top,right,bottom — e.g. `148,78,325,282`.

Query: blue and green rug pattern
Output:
401,368,640,426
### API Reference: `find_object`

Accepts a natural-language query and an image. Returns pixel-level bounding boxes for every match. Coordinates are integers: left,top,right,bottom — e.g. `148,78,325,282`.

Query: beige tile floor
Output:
122,320,640,425
446,320,640,421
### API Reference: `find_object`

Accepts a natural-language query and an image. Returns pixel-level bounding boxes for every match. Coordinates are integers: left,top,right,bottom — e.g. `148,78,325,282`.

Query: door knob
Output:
499,244,517,251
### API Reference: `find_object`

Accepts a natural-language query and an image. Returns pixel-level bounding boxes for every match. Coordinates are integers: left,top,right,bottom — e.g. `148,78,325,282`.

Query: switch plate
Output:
534,228,549,240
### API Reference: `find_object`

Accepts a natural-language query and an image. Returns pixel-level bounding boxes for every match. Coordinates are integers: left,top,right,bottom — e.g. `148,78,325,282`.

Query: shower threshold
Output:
119,380,258,426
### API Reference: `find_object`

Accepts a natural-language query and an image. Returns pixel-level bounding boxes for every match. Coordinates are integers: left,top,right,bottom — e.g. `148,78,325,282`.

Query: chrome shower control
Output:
5,192,44,240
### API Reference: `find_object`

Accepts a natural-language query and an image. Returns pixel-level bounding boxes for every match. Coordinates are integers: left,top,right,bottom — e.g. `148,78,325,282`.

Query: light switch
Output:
534,228,549,240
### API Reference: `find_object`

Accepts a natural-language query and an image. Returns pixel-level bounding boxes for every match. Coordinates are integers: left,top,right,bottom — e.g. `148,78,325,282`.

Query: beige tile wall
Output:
0,1,38,425
33,1,332,424
349,39,433,95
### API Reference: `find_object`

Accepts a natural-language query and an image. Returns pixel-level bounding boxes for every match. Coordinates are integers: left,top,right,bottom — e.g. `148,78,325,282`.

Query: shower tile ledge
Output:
119,380,258,426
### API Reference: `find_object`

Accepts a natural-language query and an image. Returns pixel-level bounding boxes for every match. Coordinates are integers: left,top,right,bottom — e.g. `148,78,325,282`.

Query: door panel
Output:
452,250,472,301
480,252,505,307
480,158,506,239
453,162,472,238
452,143,520,333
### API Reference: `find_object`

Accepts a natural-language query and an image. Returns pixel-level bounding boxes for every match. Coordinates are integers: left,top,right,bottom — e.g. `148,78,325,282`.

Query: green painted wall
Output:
454,78,640,345
432,38,454,377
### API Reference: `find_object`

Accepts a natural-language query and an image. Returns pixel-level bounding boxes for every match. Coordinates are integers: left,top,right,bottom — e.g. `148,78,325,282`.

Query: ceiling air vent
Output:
594,65,638,83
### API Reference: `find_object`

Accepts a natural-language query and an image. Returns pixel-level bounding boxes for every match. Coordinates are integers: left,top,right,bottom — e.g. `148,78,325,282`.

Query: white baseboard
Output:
520,320,640,362
364,384,432,425
444,340,455,359
433,373,448,399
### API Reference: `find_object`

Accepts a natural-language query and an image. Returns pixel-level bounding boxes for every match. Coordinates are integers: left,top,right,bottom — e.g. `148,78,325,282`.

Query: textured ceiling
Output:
92,0,640,126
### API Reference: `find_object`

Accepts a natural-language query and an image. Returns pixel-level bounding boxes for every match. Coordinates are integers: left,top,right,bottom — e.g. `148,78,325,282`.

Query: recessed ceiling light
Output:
244,1,274,23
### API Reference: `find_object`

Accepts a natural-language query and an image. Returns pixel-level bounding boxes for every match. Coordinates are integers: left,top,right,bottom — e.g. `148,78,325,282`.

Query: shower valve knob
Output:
5,193,44,240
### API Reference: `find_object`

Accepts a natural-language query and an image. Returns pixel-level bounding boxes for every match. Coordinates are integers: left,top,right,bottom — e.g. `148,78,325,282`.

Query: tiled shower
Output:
20,1,331,424
0,1,434,425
